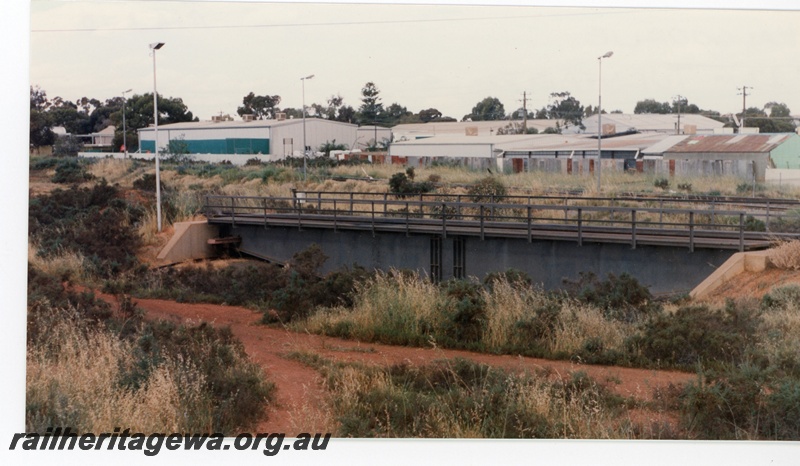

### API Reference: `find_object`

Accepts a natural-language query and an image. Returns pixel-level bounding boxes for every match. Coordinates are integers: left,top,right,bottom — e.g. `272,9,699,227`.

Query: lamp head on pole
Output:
122,88,133,94
600,51,613,59
150,42,165,51
301,74,314,81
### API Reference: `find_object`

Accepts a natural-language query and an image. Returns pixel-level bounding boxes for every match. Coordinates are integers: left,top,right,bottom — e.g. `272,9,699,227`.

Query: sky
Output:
28,0,800,123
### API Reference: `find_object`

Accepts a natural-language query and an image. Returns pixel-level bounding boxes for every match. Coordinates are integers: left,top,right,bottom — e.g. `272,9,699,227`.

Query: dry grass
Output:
26,313,210,433
87,158,149,188
303,271,445,343
300,351,637,438
27,241,87,282
550,301,632,355
768,240,800,270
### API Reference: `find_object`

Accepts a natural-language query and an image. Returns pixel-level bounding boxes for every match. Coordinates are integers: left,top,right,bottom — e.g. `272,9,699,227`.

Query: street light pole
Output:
121,88,132,158
597,51,613,193
150,42,165,232
301,74,314,182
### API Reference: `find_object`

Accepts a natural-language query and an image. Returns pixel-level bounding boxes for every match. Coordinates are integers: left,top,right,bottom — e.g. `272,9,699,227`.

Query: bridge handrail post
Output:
406,201,410,237
631,209,637,249
231,196,236,227
441,202,446,239
766,201,771,232
318,192,322,211
372,200,376,237
457,195,462,220
527,205,532,243
263,198,268,229
689,211,695,252
350,192,354,216
333,199,338,232
480,205,485,241
297,199,302,231
577,208,582,246
384,193,388,215
739,213,745,252
659,199,664,229
419,193,424,217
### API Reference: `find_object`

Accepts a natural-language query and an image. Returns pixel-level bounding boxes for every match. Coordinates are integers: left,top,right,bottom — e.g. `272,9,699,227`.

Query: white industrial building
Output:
137,117,381,163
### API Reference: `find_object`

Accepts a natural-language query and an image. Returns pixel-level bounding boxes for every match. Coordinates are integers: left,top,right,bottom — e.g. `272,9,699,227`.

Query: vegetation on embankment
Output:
26,156,800,439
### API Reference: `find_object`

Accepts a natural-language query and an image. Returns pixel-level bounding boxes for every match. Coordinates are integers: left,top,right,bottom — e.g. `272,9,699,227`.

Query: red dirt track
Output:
94,293,696,436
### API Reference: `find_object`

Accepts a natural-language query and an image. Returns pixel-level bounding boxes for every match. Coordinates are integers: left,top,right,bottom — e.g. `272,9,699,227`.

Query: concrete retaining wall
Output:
689,249,772,299
157,221,220,264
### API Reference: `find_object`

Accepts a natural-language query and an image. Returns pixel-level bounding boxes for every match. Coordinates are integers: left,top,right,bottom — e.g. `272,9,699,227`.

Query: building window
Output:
453,237,466,279
430,237,442,283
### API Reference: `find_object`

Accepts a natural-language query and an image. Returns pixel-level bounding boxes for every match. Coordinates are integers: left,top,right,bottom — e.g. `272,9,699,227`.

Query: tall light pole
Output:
597,51,613,193
150,42,165,232
121,88,132,158
301,74,314,182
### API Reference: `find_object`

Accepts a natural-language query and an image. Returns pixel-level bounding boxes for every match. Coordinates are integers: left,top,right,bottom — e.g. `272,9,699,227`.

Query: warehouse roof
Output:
138,117,358,132
571,113,726,134
665,134,794,154
392,119,564,139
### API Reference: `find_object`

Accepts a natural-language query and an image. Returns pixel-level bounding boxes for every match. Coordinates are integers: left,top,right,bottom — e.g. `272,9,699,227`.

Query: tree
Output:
546,92,584,130
418,108,442,123
634,98,671,114
383,103,412,126
30,86,55,150
741,103,796,133
237,92,282,119
357,82,384,125
463,97,506,121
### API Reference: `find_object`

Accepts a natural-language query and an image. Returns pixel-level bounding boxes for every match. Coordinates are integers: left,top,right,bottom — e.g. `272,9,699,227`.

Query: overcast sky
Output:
28,1,800,122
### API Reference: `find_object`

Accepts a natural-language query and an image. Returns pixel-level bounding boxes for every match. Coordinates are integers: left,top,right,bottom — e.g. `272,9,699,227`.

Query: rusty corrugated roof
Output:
666,134,789,153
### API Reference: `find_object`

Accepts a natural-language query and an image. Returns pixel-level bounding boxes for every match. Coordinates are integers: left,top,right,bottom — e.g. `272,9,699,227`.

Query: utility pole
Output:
674,94,684,135
737,86,752,129
518,91,531,134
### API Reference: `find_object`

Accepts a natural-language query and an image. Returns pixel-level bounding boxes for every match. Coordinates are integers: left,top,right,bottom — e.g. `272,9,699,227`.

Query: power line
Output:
32,9,639,33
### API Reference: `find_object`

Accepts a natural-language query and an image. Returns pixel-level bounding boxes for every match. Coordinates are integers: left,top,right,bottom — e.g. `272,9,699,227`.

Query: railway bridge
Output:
201,191,799,295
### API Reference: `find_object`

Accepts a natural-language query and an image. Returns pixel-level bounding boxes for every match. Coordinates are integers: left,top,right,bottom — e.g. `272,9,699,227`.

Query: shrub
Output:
29,182,144,277
654,178,669,190
388,172,434,197
132,173,167,192
568,272,659,322
438,280,486,344
635,300,761,367
681,364,800,440
768,241,800,270
52,158,94,184
677,182,692,192
467,176,507,203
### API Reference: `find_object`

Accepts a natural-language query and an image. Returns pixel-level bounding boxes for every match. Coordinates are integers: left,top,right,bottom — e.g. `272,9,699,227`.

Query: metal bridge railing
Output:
203,193,800,251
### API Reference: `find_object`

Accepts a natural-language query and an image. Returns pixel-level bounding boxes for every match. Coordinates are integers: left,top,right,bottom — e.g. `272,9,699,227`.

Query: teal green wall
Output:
770,134,800,169
140,138,269,155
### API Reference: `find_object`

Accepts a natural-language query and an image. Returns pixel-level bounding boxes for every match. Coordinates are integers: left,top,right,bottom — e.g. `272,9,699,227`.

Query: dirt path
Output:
91,292,697,436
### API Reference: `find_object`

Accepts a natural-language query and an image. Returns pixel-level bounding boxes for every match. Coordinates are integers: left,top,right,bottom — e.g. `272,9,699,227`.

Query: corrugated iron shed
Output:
666,134,790,154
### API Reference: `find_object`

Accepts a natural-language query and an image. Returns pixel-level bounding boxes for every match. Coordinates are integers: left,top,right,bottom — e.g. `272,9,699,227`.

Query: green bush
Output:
52,158,94,184
569,272,660,322
438,280,486,344
388,172,434,197
29,182,144,277
635,300,761,367
654,178,669,190
681,364,800,440
132,173,167,192
467,176,507,203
